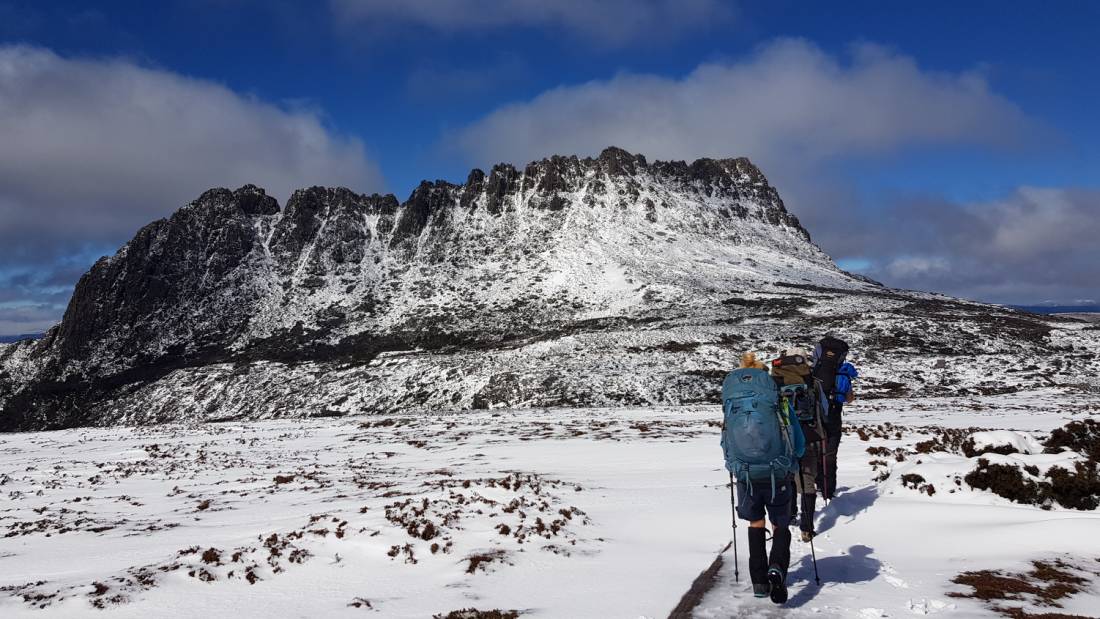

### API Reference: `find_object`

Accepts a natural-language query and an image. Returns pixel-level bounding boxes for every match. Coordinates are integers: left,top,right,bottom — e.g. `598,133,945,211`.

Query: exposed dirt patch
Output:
465,549,508,574
433,609,520,619
949,558,1095,618
667,542,731,619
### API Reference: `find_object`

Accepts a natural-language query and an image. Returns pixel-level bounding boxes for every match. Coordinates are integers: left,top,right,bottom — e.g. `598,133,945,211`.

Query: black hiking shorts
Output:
735,476,793,526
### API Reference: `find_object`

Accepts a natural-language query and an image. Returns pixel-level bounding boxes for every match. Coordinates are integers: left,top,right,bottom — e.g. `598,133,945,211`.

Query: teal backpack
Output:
720,368,797,496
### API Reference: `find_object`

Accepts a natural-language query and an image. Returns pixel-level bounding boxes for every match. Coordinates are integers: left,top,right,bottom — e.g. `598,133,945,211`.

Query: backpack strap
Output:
810,381,829,441
771,404,795,496
775,403,795,459
815,378,831,418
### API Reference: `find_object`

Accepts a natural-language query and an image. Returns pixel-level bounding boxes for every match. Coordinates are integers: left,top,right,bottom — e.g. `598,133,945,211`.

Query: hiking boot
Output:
752,583,770,598
767,566,788,604
801,529,814,543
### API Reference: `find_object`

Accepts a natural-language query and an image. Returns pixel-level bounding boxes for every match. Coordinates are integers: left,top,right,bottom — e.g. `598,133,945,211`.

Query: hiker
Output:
770,348,825,542
721,354,806,604
811,336,856,500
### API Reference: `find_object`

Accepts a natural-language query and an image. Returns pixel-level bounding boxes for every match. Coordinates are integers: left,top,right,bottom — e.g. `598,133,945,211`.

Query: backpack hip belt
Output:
736,457,792,498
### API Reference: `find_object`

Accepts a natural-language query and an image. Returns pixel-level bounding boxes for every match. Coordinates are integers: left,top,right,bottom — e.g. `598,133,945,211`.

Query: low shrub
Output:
1044,419,1100,460
965,458,1100,511
1045,462,1100,511
964,459,1045,506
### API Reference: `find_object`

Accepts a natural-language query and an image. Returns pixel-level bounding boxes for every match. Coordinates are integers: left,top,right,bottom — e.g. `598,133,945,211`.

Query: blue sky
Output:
1,0,1097,334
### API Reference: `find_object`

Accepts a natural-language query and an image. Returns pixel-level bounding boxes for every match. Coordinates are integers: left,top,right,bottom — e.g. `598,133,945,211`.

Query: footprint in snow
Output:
882,563,909,589
905,598,955,614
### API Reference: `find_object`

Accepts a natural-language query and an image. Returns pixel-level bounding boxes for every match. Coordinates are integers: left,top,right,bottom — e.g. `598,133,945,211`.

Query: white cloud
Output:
449,38,1033,171
329,0,731,45
0,45,383,254
0,45,385,334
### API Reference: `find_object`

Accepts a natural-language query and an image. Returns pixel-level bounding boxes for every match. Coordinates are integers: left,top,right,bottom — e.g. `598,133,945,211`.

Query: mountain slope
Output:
1,148,1097,430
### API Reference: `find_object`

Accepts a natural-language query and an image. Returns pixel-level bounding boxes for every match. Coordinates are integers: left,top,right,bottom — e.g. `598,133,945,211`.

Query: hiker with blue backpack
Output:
811,336,858,500
721,354,806,604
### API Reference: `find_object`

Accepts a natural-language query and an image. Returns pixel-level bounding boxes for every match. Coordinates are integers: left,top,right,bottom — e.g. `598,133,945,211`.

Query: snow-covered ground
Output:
2,391,1099,618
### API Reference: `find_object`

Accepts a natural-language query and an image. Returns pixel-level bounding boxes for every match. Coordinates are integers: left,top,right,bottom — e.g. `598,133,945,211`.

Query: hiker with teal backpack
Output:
720,354,806,604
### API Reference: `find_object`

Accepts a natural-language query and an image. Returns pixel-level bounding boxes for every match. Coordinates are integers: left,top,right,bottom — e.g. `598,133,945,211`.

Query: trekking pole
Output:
821,442,830,507
728,472,739,583
808,532,822,586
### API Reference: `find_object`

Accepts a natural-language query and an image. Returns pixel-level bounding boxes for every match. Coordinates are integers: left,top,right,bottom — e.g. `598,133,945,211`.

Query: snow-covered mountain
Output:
1,147,1097,430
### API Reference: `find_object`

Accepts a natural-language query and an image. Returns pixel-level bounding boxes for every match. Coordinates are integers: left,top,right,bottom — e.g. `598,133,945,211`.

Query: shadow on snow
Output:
786,544,883,608
816,484,879,535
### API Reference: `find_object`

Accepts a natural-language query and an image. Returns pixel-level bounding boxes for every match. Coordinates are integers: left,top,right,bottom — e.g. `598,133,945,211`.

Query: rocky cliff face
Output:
59,148,833,370
2,148,1096,430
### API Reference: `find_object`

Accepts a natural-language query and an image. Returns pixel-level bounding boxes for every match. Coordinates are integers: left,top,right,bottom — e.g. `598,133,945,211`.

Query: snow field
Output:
2,392,1099,618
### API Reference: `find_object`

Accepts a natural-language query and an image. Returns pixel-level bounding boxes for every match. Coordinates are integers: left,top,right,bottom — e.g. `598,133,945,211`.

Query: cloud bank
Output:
451,38,1032,168
844,187,1100,304
0,45,383,334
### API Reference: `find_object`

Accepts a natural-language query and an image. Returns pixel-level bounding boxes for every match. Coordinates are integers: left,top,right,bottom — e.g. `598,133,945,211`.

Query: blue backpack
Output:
720,368,797,495
834,362,858,404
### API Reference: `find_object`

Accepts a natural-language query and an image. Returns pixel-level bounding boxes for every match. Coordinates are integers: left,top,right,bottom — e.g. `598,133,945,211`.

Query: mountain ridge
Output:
47,146,843,374
3,147,1096,431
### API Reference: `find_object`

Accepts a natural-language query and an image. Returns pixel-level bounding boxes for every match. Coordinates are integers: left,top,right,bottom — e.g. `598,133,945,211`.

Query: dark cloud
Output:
329,0,732,46
0,245,111,333
836,187,1100,304
0,301,64,336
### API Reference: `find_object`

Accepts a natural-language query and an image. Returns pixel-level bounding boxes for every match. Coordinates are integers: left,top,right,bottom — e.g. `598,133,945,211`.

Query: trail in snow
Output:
693,398,1100,618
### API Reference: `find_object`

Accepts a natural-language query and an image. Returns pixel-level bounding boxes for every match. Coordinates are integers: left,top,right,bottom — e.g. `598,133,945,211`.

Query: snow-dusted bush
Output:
962,419,1100,510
